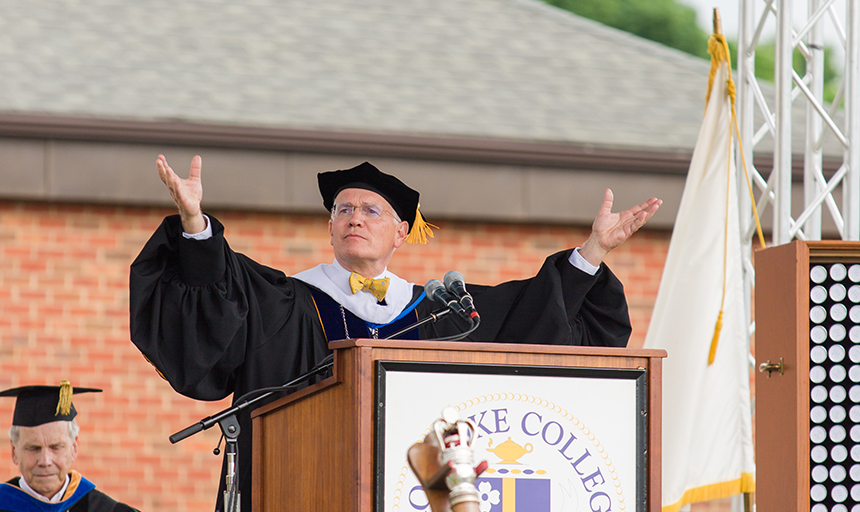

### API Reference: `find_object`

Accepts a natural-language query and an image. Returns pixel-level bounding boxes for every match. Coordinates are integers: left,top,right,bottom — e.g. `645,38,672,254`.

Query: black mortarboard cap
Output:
318,162,435,244
0,380,102,427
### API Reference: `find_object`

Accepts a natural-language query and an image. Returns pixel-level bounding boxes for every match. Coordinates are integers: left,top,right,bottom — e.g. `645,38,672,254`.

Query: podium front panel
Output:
251,340,664,512
375,361,648,512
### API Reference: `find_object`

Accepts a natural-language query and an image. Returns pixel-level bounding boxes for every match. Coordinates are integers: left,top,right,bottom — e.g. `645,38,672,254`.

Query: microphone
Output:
425,279,471,323
444,271,480,323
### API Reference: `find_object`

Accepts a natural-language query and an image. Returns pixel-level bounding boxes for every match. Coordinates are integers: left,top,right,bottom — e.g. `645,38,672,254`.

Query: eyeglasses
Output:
331,203,395,221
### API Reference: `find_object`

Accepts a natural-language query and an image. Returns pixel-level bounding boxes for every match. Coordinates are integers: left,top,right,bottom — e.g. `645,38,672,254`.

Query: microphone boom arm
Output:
384,308,453,340
169,355,335,444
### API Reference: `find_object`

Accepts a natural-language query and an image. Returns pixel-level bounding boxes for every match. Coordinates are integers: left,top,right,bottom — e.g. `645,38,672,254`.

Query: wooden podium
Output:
251,339,665,512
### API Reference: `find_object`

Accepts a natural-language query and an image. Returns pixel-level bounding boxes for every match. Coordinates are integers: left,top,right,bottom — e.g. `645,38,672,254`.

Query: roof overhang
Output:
0,113,844,231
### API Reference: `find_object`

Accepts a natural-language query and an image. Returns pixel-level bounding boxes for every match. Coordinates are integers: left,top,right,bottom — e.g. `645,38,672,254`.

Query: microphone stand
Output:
384,307,480,342
168,355,335,512
222,416,240,512
432,315,480,342
384,308,452,339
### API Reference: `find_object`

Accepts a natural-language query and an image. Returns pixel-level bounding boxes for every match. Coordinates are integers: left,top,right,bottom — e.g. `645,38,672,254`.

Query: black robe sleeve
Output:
69,489,140,512
421,250,631,347
1,478,139,512
129,214,328,401
129,214,331,512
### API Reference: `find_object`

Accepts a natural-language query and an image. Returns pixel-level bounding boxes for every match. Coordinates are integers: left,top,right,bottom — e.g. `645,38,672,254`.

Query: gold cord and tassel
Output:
705,11,766,366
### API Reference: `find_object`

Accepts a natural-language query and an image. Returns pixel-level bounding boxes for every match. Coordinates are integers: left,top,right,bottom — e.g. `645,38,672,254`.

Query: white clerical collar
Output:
292,259,415,326
19,474,70,502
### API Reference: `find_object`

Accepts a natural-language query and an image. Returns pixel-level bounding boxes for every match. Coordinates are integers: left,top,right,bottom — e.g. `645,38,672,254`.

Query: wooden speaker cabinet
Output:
756,240,860,511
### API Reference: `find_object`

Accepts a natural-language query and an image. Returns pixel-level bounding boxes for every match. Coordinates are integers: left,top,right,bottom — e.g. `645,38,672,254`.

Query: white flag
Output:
643,34,755,511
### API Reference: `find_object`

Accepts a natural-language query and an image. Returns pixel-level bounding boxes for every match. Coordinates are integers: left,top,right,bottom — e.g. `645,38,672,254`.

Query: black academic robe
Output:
1,475,138,512
129,214,631,512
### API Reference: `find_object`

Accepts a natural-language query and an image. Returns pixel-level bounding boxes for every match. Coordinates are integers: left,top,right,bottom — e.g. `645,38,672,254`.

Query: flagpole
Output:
712,7,721,37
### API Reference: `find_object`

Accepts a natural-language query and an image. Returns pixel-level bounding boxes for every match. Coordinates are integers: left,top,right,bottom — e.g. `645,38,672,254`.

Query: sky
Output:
679,0,847,47
681,0,741,36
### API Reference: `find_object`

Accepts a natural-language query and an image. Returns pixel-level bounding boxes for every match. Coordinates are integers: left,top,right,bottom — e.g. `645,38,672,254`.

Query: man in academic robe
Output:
129,155,661,511
1,381,139,512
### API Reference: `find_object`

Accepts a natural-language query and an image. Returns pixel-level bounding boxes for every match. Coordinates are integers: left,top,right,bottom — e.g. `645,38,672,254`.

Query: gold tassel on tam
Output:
56,380,73,416
405,204,439,244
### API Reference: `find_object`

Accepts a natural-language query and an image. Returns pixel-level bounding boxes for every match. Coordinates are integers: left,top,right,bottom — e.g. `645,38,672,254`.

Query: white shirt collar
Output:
292,259,415,325
19,474,70,502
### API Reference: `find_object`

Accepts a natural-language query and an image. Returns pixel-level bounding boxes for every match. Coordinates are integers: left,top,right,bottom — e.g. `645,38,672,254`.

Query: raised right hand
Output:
156,154,206,234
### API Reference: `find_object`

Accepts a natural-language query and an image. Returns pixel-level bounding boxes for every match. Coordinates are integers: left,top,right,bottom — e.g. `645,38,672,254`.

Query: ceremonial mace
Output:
407,407,488,512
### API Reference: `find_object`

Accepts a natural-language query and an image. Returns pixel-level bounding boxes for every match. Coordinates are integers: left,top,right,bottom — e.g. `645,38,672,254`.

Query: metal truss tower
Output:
736,0,859,339
737,0,859,247
733,1,858,509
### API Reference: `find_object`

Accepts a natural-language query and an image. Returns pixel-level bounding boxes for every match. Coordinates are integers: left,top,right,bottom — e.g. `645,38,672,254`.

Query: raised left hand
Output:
579,188,662,267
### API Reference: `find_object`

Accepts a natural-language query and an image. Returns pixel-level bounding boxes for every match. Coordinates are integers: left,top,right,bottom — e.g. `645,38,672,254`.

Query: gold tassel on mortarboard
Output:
56,380,73,416
405,204,439,245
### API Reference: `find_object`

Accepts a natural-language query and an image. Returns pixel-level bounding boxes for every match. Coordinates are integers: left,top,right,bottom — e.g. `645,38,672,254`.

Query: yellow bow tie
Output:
349,272,390,302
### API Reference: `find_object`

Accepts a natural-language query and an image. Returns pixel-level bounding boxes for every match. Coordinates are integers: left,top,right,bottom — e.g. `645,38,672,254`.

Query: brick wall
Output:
0,200,670,511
